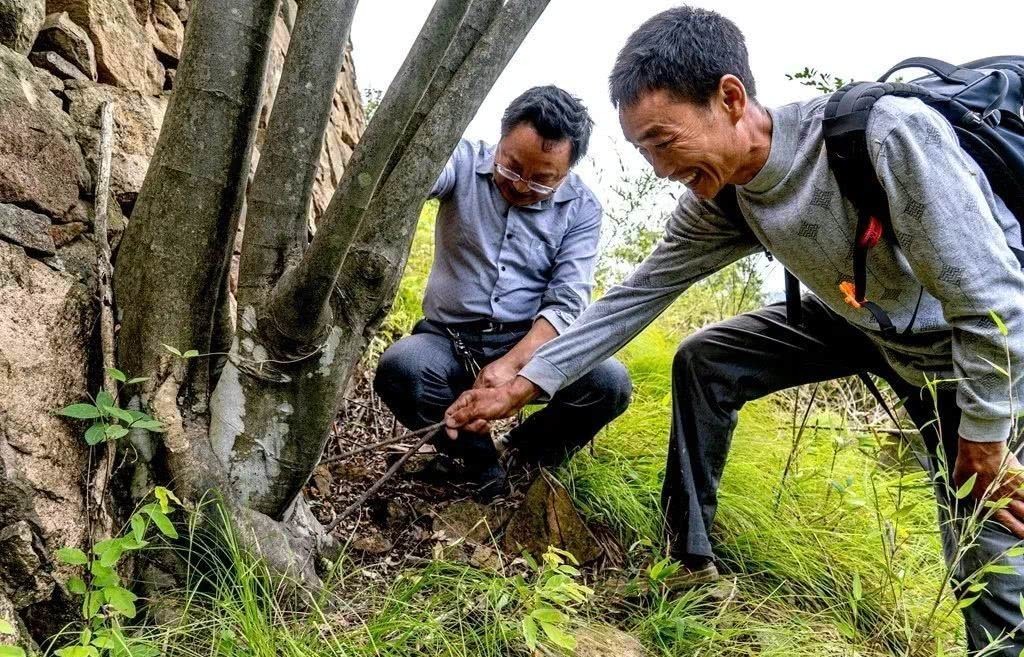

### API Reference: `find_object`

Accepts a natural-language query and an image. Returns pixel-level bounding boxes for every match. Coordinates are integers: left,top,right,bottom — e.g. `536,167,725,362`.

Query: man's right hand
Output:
444,376,541,438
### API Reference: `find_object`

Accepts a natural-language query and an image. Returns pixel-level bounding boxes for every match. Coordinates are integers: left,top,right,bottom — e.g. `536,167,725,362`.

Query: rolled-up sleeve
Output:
536,195,602,333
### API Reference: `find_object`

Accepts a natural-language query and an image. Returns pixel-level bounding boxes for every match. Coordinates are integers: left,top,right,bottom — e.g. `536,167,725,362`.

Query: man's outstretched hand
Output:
954,438,1024,538
444,376,541,438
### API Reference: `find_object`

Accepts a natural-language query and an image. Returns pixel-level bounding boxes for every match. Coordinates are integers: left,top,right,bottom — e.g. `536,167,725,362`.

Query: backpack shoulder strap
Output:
823,84,898,336
714,185,803,327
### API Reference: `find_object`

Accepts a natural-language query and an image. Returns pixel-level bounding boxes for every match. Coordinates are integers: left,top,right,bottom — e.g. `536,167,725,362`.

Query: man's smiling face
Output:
618,86,746,200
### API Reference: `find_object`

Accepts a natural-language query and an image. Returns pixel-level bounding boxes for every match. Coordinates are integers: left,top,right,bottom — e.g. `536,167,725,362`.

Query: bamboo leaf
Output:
956,474,978,499
56,548,88,566
990,310,1009,337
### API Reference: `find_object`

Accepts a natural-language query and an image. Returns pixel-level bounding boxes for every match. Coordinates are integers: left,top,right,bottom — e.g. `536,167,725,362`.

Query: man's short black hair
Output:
609,6,757,109
500,86,594,166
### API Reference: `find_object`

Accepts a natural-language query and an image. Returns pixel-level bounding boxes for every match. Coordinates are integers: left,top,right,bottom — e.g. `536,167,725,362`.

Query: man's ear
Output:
717,74,748,124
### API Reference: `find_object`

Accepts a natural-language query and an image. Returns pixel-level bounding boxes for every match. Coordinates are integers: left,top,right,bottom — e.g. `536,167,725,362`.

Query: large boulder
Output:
46,0,163,94
0,0,45,55
0,237,93,618
503,472,603,564
64,79,167,210
0,44,88,219
33,11,97,80
0,204,57,256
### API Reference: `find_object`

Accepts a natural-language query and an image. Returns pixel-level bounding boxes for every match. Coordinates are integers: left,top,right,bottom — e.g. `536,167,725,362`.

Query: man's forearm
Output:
503,317,558,370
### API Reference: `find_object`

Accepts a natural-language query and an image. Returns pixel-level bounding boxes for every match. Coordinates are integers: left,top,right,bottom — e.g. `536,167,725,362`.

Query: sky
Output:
352,0,1024,189
350,1,1024,288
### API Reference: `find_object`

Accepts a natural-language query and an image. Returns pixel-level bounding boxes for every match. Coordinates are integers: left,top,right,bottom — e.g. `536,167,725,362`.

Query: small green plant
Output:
786,67,850,93
515,547,593,654
54,487,181,657
57,367,162,446
0,619,26,657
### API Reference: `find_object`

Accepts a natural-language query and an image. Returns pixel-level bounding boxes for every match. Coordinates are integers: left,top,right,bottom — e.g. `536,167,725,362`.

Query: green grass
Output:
57,205,968,656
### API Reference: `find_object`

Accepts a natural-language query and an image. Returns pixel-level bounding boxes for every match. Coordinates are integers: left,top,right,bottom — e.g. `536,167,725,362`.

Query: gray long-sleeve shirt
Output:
424,139,603,333
520,95,1024,443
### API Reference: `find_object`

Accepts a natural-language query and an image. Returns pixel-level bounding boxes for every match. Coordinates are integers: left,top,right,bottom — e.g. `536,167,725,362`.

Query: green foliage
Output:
515,548,593,652
54,488,179,657
57,373,163,447
786,67,850,93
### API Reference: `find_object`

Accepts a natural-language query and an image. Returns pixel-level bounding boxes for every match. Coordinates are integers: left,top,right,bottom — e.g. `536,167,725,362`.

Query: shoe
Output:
662,558,721,591
409,454,466,483
470,463,509,502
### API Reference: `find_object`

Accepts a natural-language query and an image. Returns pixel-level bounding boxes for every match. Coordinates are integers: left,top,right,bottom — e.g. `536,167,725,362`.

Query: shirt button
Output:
494,297,500,303
506,233,513,239
501,266,507,271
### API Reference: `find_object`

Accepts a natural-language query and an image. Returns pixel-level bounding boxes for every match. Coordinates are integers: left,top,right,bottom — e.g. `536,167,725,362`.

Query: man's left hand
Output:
473,356,520,390
953,438,1024,538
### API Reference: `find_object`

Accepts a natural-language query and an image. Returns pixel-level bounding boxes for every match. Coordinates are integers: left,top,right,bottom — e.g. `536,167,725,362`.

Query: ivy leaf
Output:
89,563,118,589
84,423,107,446
105,368,127,383
521,616,538,651
182,350,199,359
131,514,146,543
530,608,566,624
104,425,129,441
132,420,165,432
145,508,178,539
102,405,134,425
161,344,182,357
103,586,137,619
956,474,978,500
81,590,104,620
95,391,115,409
539,621,576,650
55,646,97,657
67,577,87,595
153,487,180,513
59,404,101,420
99,543,124,568
56,548,88,566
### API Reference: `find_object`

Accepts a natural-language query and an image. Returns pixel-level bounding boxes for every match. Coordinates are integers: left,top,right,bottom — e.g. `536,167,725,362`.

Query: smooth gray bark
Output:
264,0,474,347
236,0,360,309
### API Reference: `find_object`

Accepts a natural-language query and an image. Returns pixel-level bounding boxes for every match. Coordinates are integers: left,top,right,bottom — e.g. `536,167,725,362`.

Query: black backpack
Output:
720,56,1024,335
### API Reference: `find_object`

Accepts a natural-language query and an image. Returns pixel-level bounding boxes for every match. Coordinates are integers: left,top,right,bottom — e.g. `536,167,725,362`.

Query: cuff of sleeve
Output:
957,413,1012,443
536,307,574,335
518,356,567,402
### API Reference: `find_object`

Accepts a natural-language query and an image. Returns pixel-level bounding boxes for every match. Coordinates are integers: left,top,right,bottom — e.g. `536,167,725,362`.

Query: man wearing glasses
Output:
373,86,632,499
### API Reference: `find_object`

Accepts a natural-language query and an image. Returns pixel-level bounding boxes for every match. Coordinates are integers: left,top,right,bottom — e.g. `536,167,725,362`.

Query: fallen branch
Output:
91,100,117,530
324,421,443,532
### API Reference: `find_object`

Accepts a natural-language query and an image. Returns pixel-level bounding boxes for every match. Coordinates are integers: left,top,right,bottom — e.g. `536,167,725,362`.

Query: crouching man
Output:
373,86,632,499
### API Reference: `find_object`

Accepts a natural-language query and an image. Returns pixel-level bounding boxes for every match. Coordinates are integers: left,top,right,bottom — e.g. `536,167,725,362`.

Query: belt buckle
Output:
481,321,498,334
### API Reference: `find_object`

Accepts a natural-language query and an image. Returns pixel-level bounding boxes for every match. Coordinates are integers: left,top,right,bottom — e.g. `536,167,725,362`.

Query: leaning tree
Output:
110,0,549,582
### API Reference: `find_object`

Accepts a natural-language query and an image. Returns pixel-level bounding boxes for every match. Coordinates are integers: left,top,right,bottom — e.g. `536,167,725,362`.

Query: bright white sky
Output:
352,0,1023,195
351,1,1023,290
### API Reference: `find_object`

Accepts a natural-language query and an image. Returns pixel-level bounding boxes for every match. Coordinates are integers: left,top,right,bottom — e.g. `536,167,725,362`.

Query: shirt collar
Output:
475,143,580,209
739,102,800,195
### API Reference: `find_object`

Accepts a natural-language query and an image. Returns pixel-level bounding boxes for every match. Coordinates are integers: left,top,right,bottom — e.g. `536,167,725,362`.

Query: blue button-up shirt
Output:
423,139,603,334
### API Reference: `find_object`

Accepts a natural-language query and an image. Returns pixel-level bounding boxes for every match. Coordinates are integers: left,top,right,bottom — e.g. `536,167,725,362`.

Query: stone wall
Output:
0,0,363,645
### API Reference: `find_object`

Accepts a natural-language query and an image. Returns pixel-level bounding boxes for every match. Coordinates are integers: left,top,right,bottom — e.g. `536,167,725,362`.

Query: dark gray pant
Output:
670,295,1023,654
374,319,632,470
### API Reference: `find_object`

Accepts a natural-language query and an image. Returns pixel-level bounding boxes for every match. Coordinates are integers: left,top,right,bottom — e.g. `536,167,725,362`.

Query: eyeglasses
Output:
493,161,562,196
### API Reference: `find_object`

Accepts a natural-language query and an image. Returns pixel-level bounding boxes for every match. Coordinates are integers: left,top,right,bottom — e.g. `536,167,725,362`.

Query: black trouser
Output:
374,319,633,471
668,295,1023,654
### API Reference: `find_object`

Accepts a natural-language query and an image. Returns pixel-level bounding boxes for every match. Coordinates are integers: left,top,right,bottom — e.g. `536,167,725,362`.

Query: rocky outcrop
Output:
34,12,97,80
47,0,164,93
0,0,44,55
0,45,88,219
0,0,364,646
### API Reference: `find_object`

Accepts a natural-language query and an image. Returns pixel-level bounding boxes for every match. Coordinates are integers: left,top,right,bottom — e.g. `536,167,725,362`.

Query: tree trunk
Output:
111,0,550,580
